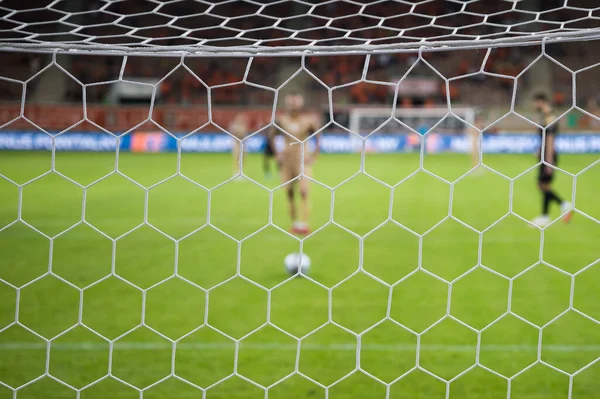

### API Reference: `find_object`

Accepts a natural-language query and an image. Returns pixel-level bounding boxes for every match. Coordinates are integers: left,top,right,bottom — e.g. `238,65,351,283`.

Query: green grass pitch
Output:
0,151,599,399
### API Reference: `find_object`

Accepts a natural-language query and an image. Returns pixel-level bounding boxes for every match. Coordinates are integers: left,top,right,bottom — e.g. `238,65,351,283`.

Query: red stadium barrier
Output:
0,104,275,133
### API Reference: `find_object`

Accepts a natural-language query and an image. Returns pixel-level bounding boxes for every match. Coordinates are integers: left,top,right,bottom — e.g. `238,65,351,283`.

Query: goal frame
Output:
349,107,477,136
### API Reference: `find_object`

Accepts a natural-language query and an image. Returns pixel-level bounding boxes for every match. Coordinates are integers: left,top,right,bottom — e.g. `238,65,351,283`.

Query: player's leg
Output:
263,154,271,177
553,154,573,222
232,140,241,178
280,165,297,224
264,140,274,178
532,164,572,227
531,164,552,227
540,182,571,223
471,131,479,168
544,155,573,223
295,164,312,235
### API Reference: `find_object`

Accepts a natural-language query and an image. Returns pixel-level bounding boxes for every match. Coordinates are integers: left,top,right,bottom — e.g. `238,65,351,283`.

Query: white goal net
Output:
0,1,599,398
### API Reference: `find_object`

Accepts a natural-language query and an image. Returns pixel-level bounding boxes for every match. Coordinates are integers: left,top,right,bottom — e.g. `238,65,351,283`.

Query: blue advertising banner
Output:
1,131,600,154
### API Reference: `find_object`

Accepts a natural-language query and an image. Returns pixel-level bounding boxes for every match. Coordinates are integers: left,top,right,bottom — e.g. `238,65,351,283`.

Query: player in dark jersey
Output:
531,93,572,227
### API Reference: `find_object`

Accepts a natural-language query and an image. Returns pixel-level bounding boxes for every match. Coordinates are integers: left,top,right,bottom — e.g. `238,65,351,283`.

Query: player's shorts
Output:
538,154,558,183
281,159,312,183
264,140,275,156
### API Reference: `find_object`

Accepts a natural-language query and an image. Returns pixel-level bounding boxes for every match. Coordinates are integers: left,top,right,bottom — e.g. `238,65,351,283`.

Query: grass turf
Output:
0,151,599,399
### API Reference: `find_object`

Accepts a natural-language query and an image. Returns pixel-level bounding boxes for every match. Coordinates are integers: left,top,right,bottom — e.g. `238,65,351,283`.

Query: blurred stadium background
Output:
2,0,600,132
0,0,599,398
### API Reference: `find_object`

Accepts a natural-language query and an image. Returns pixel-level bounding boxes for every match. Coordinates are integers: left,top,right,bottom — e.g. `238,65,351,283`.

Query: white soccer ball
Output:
284,253,311,275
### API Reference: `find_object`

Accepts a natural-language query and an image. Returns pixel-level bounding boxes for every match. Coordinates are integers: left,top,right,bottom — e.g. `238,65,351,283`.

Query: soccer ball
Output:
284,253,311,275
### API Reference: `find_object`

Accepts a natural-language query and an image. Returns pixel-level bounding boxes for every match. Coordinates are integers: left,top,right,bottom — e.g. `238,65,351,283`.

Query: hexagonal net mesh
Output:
0,0,599,55
1,0,600,398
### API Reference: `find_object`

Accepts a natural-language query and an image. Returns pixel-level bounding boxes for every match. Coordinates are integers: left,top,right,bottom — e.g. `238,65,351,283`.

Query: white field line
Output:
0,342,599,352
4,225,577,244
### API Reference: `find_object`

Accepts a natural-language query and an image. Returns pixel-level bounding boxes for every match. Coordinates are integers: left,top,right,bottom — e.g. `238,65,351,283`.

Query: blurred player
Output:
269,92,321,235
229,113,249,179
263,125,277,178
530,93,572,227
468,111,486,168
